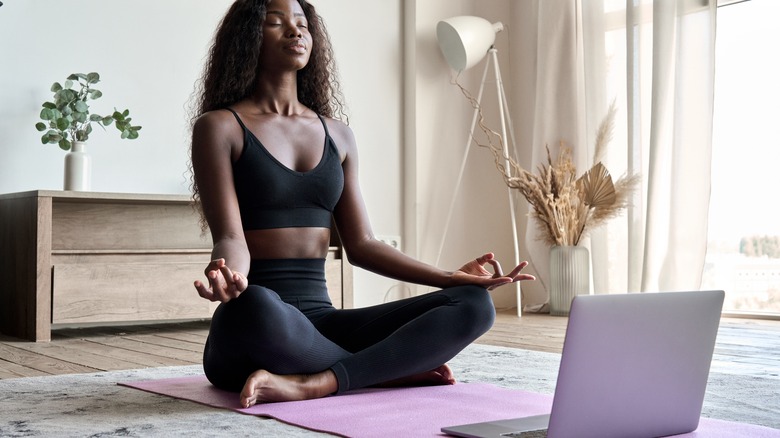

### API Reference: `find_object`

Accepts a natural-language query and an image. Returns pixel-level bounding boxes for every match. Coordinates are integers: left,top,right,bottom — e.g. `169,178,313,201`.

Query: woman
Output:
191,0,534,408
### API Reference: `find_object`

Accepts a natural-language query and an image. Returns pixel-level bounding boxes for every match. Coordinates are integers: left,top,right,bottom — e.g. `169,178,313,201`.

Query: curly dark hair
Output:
188,0,347,229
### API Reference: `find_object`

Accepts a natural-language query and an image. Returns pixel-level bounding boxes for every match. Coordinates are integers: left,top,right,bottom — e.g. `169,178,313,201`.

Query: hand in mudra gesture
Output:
453,253,535,290
194,258,249,303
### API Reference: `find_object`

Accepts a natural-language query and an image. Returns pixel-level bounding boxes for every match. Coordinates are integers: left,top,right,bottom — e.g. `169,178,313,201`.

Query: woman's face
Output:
259,0,313,72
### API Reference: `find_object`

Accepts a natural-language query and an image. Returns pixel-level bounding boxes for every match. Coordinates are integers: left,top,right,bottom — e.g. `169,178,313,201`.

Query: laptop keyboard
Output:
500,429,548,438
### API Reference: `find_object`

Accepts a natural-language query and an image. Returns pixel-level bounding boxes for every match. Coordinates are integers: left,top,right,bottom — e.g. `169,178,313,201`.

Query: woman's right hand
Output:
194,258,248,303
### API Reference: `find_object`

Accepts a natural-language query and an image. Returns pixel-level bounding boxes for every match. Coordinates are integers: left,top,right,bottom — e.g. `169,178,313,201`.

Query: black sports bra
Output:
227,108,344,230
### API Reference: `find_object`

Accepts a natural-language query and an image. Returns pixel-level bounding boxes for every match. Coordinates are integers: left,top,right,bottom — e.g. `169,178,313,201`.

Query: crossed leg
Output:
206,284,495,407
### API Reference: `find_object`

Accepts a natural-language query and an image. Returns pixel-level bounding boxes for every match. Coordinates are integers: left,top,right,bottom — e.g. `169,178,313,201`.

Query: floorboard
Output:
1,311,779,380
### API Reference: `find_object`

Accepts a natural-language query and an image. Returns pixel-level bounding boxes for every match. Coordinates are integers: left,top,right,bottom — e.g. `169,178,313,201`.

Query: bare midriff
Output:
244,227,332,259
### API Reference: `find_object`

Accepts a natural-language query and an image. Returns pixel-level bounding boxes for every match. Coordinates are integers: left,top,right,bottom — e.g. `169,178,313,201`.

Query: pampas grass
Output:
454,79,639,246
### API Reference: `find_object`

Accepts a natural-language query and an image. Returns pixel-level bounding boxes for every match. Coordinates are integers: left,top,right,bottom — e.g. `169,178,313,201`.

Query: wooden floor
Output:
1,310,779,380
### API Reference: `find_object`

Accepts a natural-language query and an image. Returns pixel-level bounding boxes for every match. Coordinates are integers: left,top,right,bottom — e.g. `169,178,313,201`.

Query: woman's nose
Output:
285,23,302,38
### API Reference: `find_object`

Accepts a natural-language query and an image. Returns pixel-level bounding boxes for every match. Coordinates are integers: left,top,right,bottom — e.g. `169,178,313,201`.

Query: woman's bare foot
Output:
239,369,338,408
375,364,456,388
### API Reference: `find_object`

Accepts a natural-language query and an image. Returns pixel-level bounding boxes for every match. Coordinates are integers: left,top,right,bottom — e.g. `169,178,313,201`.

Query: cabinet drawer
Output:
53,259,346,325
52,262,217,325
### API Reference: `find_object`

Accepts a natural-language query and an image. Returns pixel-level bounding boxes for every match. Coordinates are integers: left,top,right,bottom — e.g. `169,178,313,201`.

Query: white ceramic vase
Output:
64,141,91,191
549,245,590,316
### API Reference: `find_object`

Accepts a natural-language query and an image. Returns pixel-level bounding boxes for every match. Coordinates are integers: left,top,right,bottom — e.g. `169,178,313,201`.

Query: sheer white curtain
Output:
516,0,717,307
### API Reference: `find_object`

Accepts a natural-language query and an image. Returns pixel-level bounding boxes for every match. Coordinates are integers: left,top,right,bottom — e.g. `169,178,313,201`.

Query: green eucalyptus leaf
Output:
87,72,100,84
76,130,88,141
89,89,103,100
62,106,72,116
35,122,47,132
67,73,81,81
75,112,88,123
40,108,53,120
64,79,73,89
75,100,88,113
59,139,71,150
89,114,102,121
122,109,129,117
86,124,93,135
42,101,56,109
50,82,63,92
58,89,75,103
56,117,70,131
102,116,113,126
112,110,123,120
41,134,50,144
128,130,139,140
121,130,129,139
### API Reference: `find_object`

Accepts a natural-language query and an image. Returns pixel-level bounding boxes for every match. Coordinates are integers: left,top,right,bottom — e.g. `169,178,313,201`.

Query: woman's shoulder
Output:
320,115,355,147
192,108,244,151
194,109,242,137
195,108,239,128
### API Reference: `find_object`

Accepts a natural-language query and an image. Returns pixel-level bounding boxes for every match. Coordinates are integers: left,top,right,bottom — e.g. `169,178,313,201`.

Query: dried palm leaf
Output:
578,162,616,207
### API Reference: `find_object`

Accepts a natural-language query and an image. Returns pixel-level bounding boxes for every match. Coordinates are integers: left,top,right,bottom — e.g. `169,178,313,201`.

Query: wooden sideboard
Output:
0,190,352,342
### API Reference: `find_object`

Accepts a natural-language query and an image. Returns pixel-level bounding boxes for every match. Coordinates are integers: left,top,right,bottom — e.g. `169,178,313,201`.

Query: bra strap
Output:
316,113,332,139
225,108,248,130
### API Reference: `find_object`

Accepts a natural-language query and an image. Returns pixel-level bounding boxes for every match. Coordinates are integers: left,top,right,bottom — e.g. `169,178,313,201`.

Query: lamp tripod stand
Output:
435,47,524,316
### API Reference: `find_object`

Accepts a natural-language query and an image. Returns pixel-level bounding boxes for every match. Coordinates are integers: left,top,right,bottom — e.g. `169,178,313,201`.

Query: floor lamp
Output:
436,16,524,316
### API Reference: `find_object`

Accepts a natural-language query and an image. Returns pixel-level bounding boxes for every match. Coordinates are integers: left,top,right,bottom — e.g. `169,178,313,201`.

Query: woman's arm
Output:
191,110,250,302
329,121,533,290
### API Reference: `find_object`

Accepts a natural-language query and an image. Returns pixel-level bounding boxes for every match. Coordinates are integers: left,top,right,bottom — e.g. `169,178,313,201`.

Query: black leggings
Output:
202,258,496,393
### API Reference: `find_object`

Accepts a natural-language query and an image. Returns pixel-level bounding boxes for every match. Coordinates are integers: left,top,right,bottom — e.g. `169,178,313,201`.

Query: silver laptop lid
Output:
548,290,724,438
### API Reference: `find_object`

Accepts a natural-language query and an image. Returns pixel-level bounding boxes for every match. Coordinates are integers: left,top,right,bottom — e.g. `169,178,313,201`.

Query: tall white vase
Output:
64,141,91,191
549,245,590,316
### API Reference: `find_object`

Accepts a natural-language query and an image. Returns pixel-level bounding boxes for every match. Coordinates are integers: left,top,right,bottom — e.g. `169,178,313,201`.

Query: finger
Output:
220,266,244,298
486,279,512,291
474,253,493,266
486,258,504,278
194,280,215,301
207,270,231,301
233,271,249,291
204,258,225,274
219,264,235,287
505,261,530,279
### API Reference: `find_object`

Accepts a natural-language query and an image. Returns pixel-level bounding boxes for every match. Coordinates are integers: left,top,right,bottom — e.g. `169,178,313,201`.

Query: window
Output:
701,0,780,316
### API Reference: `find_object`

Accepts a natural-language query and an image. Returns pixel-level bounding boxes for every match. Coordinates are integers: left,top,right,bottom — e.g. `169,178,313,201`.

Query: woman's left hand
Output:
452,253,535,290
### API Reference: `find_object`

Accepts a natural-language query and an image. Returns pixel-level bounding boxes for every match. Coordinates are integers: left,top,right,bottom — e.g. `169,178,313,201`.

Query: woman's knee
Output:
448,285,496,334
211,285,282,333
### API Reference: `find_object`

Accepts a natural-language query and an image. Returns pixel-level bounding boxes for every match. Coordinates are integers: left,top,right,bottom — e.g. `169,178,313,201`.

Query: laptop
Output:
442,290,725,438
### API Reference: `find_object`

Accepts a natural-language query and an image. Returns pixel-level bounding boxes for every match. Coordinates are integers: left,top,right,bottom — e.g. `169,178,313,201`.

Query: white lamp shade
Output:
436,16,503,72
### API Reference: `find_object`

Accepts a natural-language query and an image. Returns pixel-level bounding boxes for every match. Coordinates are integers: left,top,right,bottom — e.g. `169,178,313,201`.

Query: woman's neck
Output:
250,72,304,116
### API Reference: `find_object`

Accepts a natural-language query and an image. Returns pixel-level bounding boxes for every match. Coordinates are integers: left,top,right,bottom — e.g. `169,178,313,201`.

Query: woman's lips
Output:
285,41,307,54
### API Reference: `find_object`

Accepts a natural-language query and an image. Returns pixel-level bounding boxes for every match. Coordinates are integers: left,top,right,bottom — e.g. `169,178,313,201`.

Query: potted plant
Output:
463,96,639,316
34,72,142,191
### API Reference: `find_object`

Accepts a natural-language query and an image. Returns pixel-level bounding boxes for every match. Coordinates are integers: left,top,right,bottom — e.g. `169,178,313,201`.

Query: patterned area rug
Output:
0,344,777,437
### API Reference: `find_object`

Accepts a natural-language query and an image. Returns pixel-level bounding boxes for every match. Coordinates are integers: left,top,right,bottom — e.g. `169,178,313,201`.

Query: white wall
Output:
0,0,233,195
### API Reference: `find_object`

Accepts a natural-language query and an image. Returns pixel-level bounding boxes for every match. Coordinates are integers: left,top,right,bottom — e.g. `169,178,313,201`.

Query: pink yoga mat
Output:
120,376,780,437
